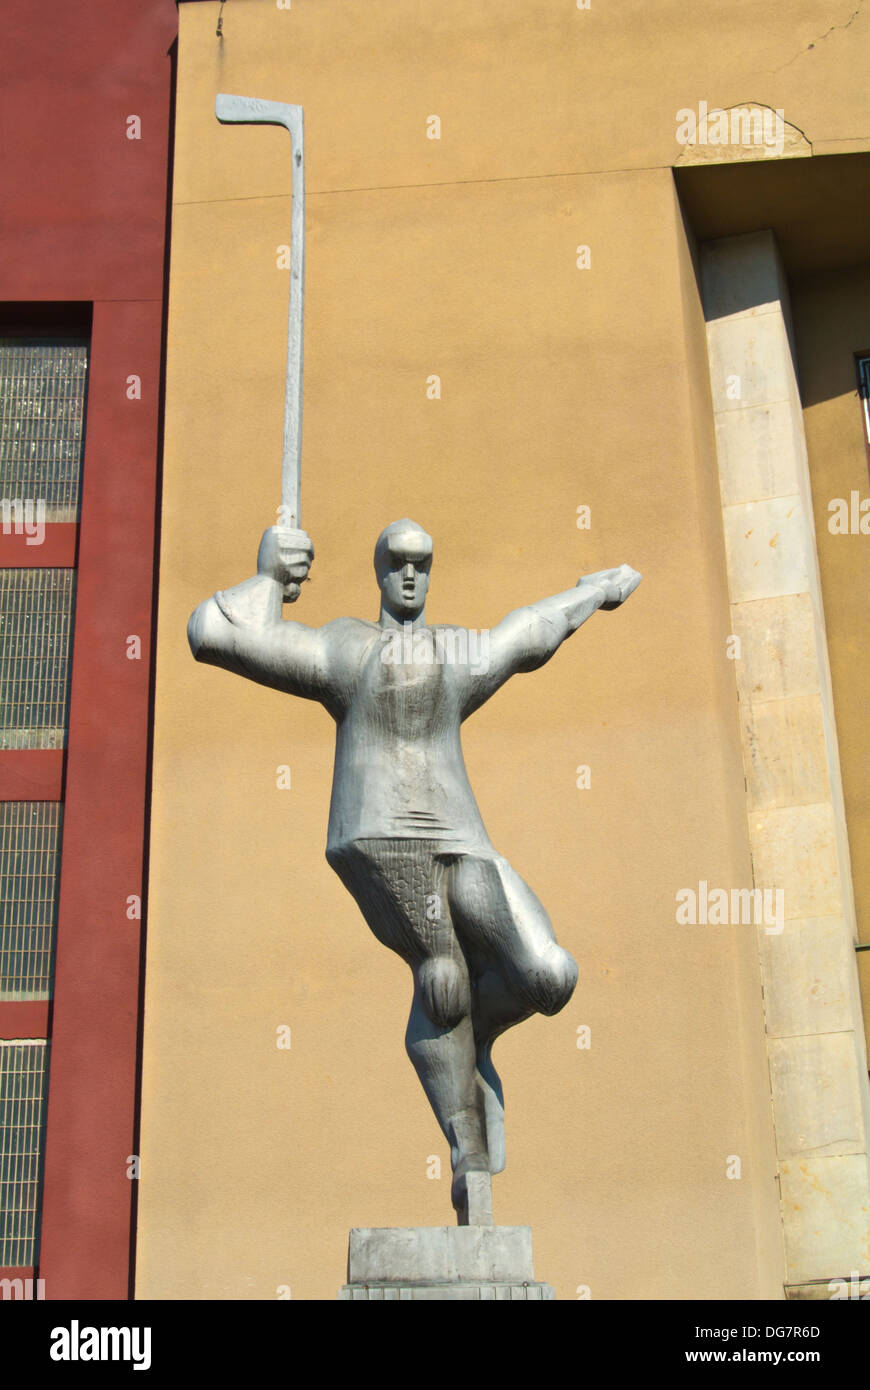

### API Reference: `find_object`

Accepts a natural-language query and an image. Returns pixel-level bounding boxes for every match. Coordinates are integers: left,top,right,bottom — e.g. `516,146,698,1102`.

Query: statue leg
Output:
405,964,493,1224
446,851,579,1176
448,850,578,1022
326,838,493,1223
400,854,494,1222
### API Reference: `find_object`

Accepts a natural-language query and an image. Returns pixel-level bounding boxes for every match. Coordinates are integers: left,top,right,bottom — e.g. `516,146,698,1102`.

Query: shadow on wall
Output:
675,150,870,407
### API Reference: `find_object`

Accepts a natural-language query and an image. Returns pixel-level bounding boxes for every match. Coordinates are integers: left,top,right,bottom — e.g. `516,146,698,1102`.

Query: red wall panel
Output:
0,751,64,801
0,0,178,1299
37,301,163,1299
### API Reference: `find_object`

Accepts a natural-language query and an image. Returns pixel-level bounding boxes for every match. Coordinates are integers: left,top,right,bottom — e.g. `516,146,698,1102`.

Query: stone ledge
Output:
786,1274,870,1301
339,1281,554,1300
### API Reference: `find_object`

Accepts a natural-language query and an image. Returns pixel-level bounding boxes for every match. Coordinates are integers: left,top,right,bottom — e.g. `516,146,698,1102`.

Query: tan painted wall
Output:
131,0,870,1299
792,265,870,1048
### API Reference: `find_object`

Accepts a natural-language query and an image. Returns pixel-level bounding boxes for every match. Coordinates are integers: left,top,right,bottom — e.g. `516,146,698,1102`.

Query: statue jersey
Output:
320,618,492,855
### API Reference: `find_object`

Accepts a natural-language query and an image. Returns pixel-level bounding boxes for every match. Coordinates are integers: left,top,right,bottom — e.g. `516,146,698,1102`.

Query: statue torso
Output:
321,618,491,854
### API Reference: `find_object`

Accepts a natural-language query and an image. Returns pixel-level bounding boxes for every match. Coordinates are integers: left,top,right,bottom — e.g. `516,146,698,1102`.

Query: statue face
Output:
378,551,431,619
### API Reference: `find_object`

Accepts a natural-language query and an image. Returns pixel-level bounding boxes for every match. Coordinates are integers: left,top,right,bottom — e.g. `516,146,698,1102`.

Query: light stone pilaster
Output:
700,230,870,1297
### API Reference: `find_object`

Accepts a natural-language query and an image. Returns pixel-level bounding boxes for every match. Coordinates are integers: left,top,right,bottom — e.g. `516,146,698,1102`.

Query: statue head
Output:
374,519,432,622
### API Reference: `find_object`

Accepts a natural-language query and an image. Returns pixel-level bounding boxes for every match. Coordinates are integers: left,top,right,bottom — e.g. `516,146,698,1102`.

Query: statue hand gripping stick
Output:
190,98,642,1227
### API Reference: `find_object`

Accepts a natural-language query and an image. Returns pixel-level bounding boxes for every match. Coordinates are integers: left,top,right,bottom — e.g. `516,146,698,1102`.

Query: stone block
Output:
715,400,806,507
729,593,819,706
722,496,810,604
741,694,829,811
780,1153,870,1284
750,803,841,920
707,309,793,414
338,1225,555,1301
768,1031,867,1159
759,916,856,1038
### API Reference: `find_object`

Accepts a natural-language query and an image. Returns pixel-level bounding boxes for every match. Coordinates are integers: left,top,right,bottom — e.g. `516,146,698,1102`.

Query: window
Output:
0,569,76,750
0,317,89,1275
0,337,88,520
0,803,64,1000
857,354,870,447
0,1042,49,1267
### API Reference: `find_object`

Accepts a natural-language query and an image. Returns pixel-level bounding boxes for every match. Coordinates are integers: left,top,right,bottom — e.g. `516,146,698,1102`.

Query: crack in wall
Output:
774,3,864,73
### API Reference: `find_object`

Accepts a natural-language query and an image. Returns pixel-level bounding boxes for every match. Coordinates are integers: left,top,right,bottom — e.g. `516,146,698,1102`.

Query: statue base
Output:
338,1225,555,1300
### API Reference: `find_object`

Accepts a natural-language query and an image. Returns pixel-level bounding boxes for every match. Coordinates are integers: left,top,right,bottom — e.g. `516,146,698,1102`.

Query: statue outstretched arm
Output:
188,527,328,701
462,564,641,715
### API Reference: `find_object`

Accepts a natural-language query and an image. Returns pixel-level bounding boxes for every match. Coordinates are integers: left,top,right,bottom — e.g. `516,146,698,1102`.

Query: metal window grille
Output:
0,803,63,1000
0,569,76,749
0,339,88,521
0,1042,49,1268
858,357,870,446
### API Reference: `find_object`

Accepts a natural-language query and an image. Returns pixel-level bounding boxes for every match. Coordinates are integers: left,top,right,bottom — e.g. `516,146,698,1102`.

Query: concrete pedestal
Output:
338,1225,554,1300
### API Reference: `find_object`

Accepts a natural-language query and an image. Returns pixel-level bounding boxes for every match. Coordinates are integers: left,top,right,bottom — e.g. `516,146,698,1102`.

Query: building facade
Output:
2,0,870,1301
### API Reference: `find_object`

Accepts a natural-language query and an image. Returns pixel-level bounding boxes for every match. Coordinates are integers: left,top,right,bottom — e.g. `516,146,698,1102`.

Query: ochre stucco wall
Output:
131,0,870,1299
